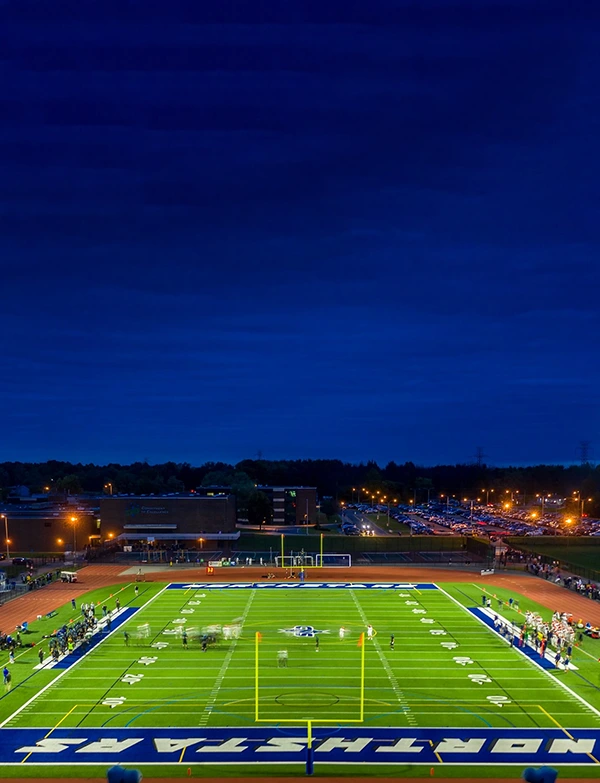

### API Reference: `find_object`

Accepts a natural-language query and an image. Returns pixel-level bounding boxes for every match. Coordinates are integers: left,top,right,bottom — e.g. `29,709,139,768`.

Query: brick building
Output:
99,495,238,547
1,508,98,554
196,485,318,526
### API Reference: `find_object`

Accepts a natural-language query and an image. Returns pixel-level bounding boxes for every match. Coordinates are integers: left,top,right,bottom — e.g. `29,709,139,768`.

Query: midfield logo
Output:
279,625,331,637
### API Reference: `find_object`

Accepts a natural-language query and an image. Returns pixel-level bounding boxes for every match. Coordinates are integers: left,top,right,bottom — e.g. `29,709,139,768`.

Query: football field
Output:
2,580,600,770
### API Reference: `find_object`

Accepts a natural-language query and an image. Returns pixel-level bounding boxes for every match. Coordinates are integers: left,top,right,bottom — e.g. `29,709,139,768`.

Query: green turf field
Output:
2,581,600,732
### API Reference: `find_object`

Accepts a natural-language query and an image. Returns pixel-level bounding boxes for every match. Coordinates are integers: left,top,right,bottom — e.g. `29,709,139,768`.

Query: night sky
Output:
1,1,599,467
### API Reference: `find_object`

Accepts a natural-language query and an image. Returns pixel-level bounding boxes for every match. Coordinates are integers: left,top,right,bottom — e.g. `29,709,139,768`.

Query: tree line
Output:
1,458,599,514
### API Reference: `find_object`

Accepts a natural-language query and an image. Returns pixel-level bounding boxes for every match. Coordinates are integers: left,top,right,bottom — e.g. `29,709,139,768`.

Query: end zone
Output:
167,582,439,589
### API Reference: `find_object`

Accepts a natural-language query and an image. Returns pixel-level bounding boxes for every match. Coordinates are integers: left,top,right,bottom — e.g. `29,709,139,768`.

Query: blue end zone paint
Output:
167,582,438,590
3,727,600,765
468,608,556,670
54,608,139,669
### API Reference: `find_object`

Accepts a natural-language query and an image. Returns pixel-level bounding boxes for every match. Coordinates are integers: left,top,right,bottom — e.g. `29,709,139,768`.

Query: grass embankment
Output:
506,536,600,573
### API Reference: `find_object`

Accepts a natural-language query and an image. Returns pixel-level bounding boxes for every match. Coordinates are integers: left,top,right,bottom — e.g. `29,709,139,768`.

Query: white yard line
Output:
349,590,416,726
435,583,600,720
198,589,256,727
0,585,168,729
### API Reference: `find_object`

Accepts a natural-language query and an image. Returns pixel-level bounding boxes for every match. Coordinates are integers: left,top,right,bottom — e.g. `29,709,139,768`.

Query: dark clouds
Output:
1,0,599,465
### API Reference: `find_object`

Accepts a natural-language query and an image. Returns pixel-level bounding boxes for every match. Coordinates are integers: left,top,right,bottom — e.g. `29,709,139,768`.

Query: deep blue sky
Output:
1,0,599,467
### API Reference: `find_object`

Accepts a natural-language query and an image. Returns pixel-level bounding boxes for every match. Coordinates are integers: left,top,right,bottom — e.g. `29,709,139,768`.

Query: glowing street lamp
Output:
70,516,78,553
1,514,9,560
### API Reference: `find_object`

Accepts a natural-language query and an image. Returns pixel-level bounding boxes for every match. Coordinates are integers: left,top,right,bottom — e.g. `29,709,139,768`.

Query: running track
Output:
2,563,600,630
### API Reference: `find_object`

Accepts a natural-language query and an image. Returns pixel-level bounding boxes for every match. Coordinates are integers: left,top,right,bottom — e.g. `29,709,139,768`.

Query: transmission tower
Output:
474,446,487,467
578,441,592,465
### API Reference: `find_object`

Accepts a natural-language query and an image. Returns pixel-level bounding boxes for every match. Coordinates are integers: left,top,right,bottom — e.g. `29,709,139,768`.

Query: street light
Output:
1,514,9,560
70,516,78,553
481,488,494,505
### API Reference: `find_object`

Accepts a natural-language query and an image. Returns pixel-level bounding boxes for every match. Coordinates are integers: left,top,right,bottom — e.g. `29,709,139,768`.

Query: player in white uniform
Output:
339,627,346,640
367,624,374,640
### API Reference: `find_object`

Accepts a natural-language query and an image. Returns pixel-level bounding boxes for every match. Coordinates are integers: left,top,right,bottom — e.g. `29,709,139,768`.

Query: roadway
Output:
341,509,393,537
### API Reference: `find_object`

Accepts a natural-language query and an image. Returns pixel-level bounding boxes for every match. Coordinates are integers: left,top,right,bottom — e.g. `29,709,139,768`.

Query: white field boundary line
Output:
475,605,580,671
350,589,416,726
435,583,600,720
469,582,600,665
0,584,169,729
1,762,600,768
198,588,256,727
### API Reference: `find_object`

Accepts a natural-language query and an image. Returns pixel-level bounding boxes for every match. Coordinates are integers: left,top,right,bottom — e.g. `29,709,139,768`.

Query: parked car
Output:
11,557,34,567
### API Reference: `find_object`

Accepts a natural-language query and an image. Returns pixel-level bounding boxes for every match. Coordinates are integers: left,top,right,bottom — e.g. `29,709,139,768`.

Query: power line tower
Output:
474,446,487,468
578,440,592,465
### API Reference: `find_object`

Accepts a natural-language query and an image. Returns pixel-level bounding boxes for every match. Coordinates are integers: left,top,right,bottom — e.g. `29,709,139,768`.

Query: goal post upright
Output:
255,631,260,722
359,631,365,721
320,532,323,567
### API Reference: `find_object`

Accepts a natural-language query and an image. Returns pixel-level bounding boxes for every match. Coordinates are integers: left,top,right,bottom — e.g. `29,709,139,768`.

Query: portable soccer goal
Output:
275,553,352,568
275,554,314,568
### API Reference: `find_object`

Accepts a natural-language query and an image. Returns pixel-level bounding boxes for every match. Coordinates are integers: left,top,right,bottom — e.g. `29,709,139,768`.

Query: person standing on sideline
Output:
38,648,44,665
134,586,139,597
3,667,11,692
71,598,76,610
9,649,15,664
